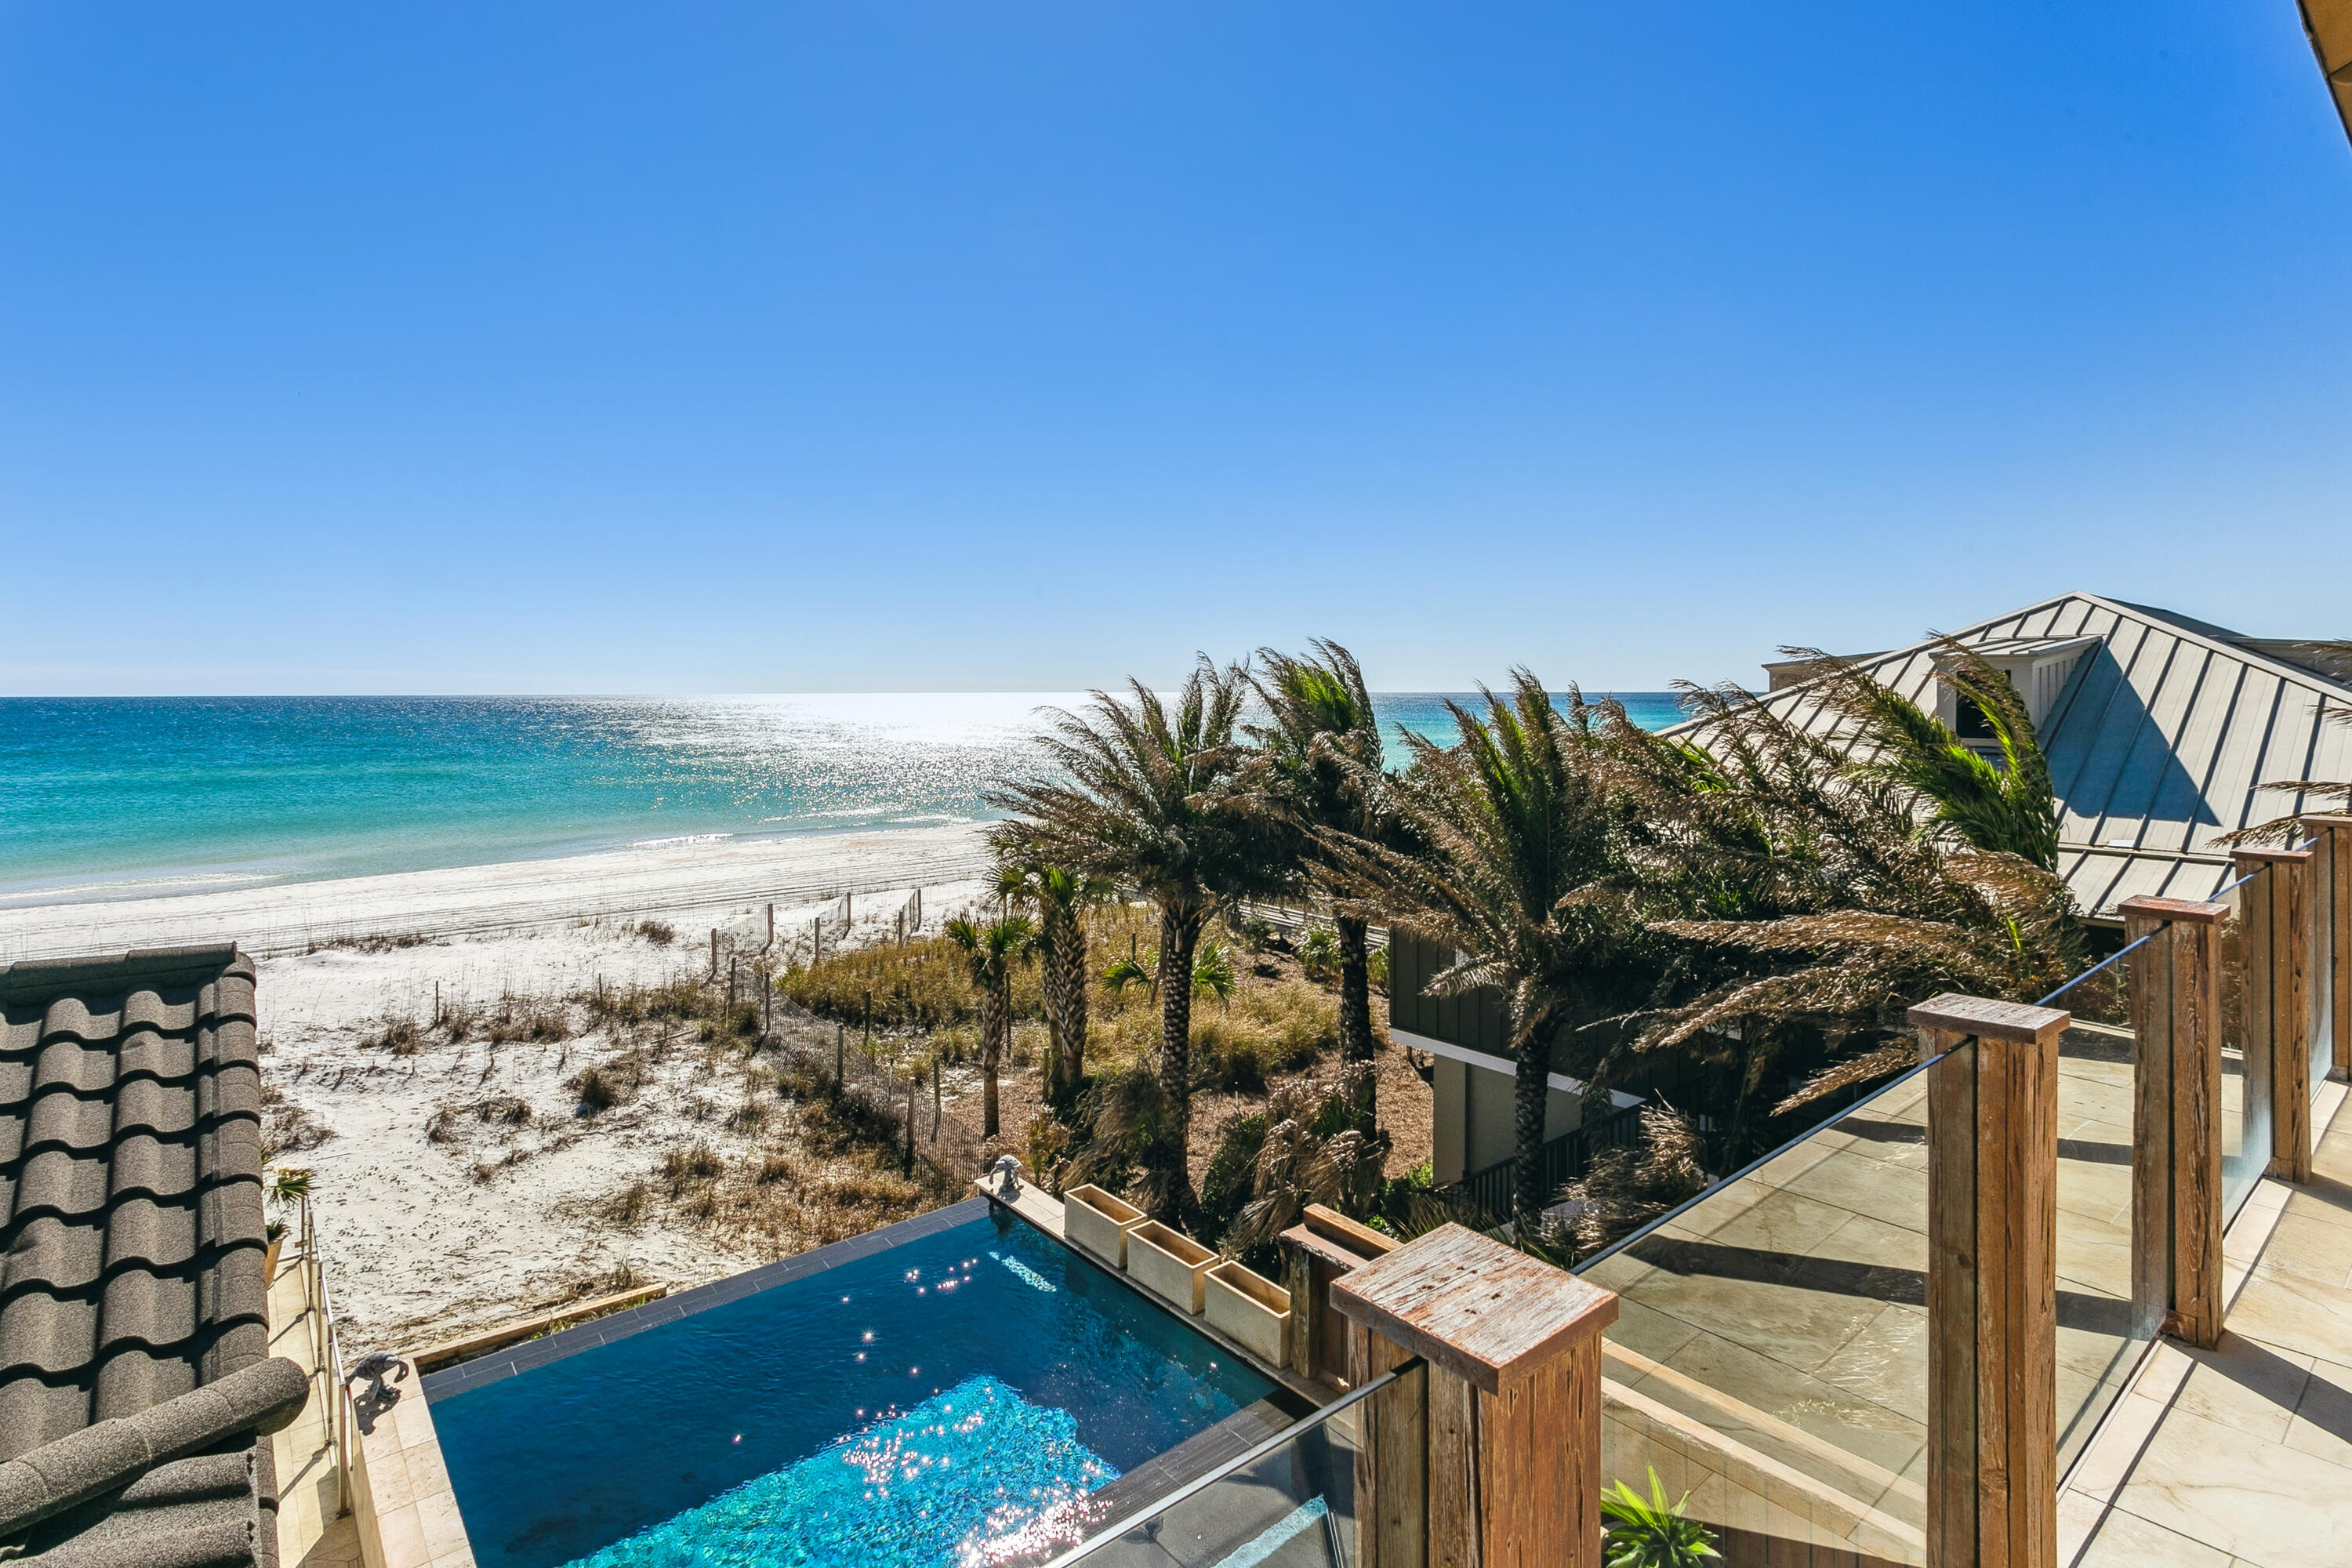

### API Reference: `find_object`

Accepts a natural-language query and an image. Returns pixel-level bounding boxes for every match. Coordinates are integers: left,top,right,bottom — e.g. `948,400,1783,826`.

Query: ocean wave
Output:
6,871,281,899
889,814,973,826
628,833,737,848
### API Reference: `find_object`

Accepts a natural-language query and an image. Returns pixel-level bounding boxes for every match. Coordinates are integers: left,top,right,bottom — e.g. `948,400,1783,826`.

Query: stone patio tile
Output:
2100,1399,2352,1568
2281,1356,2352,1469
2220,1262,2352,1367
1800,1210,1929,1278
2067,1497,2237,1568
2246,1210,2352,1290
1613,1308,1927,1483
1607,1266,1889,1385
1763,1155,1928,1239
1679,1181,1862,1259
1601,1294,1705,1365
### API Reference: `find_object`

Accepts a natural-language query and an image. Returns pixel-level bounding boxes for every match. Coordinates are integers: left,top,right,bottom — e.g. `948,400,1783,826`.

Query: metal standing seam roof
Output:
0,945,306,1568
1666,592,2352,920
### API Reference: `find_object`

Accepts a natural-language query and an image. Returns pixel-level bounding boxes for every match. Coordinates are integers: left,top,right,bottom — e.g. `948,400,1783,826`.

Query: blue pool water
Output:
429,1210,1276,1568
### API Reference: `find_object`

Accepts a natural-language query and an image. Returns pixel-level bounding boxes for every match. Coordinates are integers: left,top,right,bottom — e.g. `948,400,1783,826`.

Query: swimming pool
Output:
426,1200,1279,1568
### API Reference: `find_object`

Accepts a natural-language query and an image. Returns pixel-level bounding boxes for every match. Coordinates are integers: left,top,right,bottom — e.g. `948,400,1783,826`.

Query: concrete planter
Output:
1204,1260,1290,1366
1064,1185,1146,1269
1127,1221,1217,1314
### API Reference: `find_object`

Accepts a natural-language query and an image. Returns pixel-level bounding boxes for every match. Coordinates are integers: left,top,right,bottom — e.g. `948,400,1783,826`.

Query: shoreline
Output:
0,821,996,963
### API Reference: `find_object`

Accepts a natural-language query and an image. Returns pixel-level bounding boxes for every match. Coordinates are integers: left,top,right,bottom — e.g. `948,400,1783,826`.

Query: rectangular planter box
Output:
1063,1184,1146,1269
1204,1259,1290,1366
1127,1221,1217,1314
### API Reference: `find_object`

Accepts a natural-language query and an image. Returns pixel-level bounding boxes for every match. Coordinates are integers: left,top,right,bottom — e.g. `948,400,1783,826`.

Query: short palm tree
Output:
944,913,1036,1138
990,657,1272,1221
1319,670,1639,1232
993,857,1115,1105
1242,641,1390,1132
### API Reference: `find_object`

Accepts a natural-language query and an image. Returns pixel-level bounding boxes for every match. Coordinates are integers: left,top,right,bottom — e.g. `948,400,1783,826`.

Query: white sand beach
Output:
0,822,996,962
1,824,1002,1350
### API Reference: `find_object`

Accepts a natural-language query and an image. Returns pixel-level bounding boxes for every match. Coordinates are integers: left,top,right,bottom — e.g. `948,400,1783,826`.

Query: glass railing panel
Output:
1577,1059,1937,1567
1048,1382,1368,1568
2222,866,2271,1225
2040,946,2145,1477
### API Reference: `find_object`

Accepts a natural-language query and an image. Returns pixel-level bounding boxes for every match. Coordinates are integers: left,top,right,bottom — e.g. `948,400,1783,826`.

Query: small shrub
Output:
754,1154,797,1185
476,1095,532,1126
1298,926,1341,982
662,1142,723,1189
572,1065,621,1114
365,1015,426,1055
424,1107,457,1145
636,920,677,946
605,1181,651,1225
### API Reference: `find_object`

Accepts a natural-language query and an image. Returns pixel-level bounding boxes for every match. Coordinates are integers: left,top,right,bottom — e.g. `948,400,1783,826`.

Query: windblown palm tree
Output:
1612,674,2082,1158
1241,641,1390,1131
1318,671,1639,1232
1787,638,2061,869
993,858,1114,1105
944,913,1036,1138
989,658,1271,1221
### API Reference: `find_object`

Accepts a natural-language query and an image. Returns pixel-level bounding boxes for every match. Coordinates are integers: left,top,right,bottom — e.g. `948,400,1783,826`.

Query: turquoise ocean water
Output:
0,691,1684,906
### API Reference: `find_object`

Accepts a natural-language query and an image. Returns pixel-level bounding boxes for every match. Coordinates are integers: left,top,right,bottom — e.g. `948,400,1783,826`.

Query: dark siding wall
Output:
1388,932,1510,1064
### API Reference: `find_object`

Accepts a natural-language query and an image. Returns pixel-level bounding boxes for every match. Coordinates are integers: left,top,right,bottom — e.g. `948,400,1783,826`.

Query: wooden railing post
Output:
2234,848,2314,1183
2301,814,2352,1084
1909,994,2067,1568
2117,896,2227,1351
1331,1223,1619,1568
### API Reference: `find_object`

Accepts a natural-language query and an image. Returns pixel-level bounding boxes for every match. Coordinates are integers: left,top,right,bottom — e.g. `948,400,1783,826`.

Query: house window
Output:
1953,695,1996,740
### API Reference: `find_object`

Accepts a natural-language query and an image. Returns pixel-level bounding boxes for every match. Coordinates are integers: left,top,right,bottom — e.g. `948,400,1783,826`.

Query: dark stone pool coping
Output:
419,1195,995,1400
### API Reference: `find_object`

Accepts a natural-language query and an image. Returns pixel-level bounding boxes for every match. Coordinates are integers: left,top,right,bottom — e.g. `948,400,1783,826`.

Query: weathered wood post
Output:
2118,896,2227,1349
1910,994,2067,1568
1279,1204,1397,1384
2301,814,2352,1084
1330,1223,1619,1568
2234,848,2314,1182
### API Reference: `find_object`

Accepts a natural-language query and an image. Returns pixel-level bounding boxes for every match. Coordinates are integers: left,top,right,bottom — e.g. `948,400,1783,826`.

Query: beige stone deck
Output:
2061,1079,2352,1568
1581,1035,2160,1566
267,1244,365,1568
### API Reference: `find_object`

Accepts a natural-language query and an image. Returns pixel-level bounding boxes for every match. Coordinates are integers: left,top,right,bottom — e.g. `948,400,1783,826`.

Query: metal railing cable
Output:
2036,928,2159,1010
1035,1357,1422,1568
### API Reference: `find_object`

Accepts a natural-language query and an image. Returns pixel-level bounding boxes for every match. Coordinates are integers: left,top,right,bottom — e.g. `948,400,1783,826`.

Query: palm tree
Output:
993,858,1115,1105
1242,641,1389,1131
944,913,1036,1138
1318,670,1639,1232
990,656,1270,1222
1611,674,2083,1159
1786,638,2060,868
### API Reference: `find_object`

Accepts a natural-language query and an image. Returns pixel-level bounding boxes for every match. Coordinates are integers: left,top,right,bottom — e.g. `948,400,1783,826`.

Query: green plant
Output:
268,1167,311,1210
996,858,1117,1104
1600,1468,1718,1566
1100,940,1235,1006
1298,925,1341,981
945,913,1037,1138
990,658,1277,1223
1239,641,1393,1132
1319,671,1642,1229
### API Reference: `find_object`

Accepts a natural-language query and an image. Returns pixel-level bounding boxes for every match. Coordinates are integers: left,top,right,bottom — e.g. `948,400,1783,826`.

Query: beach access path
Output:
0,822,994,961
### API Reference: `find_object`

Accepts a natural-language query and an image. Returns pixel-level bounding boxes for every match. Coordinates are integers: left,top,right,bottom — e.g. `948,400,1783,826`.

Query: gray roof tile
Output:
0,948,292,1568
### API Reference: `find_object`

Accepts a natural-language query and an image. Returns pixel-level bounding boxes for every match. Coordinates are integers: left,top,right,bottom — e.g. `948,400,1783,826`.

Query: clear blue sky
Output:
3,2,2347,695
